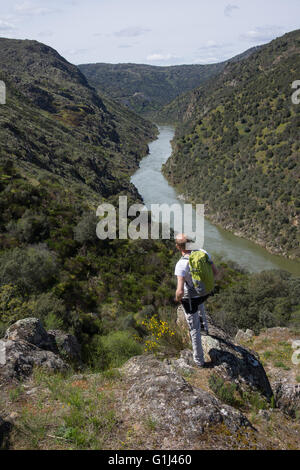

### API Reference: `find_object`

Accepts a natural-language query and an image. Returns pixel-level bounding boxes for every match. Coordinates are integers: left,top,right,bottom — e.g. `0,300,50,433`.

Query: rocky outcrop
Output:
5,318,58,353
0,416,12,449
235,329,254,343
0,318,69,383
48,330,82,364
273,380,300,418
176,306,273,400
121,355,251,444
0,339,67,383
270,336,300,417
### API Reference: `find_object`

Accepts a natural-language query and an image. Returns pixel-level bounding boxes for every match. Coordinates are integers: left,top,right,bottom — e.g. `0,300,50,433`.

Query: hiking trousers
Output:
181,298,208,367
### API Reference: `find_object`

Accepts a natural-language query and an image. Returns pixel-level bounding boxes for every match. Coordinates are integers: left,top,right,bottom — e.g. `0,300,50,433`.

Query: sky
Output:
0,0,299,66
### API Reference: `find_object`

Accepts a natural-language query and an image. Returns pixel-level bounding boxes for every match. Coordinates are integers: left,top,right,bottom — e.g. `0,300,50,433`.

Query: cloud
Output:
14,1,60,16
114,27,151,38
146,53,176,61
195,40,234,62
118,44,133,49
64,48,90,56
197,40,224,52
0,20,15,33
193,57,219,64
240,25,283,43
224,4,239,17
37,30,54,38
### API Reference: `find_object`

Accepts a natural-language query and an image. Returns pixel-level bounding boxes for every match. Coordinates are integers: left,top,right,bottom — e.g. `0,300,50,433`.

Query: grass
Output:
9,384,24,402
8,367,121,450
208,373,272,413
249,338,294,371
144,415,157,432
208,374,242,409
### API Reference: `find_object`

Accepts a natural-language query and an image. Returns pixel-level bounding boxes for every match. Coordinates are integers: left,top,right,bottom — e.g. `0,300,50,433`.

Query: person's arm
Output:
175,276,185,302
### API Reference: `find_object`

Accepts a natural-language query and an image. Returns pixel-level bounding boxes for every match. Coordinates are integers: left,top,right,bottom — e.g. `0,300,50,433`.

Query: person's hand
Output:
175,290,183,302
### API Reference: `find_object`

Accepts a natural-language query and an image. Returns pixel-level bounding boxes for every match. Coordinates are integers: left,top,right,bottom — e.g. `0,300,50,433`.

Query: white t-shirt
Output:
175,249,213,299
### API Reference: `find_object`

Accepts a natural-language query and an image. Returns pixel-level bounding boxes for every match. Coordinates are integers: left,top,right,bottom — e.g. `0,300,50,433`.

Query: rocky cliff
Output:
1,316,299,450
0,38,156,198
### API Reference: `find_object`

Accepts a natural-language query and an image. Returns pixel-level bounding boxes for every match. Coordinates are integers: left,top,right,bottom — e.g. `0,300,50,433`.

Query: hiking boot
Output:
195,362,210,369
200,324,209,335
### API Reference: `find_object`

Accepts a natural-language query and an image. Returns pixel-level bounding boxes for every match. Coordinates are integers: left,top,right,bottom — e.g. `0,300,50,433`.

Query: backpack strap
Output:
181,254,192,311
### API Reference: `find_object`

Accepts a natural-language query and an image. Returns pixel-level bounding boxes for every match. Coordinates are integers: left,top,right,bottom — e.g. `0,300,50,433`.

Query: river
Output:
131,125,300,275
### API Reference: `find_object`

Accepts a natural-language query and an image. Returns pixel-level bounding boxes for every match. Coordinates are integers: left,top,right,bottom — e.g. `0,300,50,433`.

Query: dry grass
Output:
2,328,300,450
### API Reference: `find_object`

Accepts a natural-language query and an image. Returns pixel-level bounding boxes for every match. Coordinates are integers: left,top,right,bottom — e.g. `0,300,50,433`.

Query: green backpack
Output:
188,250,214,297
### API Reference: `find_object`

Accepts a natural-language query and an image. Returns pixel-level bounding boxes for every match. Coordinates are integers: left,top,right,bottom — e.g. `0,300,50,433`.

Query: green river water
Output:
131,126,300,276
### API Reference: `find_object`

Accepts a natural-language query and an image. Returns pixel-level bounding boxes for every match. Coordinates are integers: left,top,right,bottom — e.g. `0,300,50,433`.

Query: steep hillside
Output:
0,38,157,198
78,62,225,119
0,39,175,360
163,30,300,260
158,46,262,124
79,48,261,122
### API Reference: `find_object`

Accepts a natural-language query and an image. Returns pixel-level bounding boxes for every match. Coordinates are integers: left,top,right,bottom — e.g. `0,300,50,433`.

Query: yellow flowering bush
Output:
141,314,175,353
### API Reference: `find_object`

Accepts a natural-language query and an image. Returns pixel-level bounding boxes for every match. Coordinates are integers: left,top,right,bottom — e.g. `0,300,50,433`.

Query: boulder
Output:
0,339,68,383
176,306,273,400
235,329,254,343
0,318,69,383
291,340,300,350
0,416,12,449
272,379,300,418
48,330,82,363
121,355,251,442
5,318,58,354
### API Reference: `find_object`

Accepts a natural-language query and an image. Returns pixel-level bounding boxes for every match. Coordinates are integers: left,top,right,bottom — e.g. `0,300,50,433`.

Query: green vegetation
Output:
163,30,300,259
208,374,272,412
8,367,120,450
0,38,157,199
0,160,178,365
208,267,300,335
0,35,299,376
79,62,226,120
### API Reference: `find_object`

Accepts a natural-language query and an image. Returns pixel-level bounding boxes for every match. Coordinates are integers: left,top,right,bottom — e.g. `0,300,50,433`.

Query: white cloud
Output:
0,20,15,33
193,57,219,64
240,25,283,43
224,4,239,17
198,40,224,51
64,48,90,56
114,27,151,38
37,30,53,38
195,40,234,63
14,1,60,16
146,53,177,61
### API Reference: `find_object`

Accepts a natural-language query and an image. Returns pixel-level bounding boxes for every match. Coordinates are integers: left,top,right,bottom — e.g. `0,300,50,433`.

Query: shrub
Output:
0,285,66,328
73,213,98,244
29,292,66,328
209,270,300,335
6,211,50,243
0,245,58,294
101,330,143,368
141,314,175,353
0,284,26,325
208,374,241,408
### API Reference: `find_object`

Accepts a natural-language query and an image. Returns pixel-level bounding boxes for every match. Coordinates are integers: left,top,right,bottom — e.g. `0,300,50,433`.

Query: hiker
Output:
174,233,218,368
